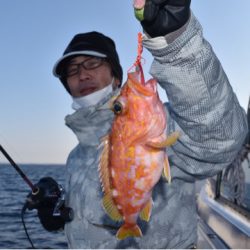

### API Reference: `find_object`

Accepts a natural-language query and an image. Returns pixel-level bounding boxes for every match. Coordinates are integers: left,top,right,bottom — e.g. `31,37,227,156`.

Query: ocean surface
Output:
0,163,68,249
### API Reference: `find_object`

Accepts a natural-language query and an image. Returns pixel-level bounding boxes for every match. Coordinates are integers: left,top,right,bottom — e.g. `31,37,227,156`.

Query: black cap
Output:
53,31,123,94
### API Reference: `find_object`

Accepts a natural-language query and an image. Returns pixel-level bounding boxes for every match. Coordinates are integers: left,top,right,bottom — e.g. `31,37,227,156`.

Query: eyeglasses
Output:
64,57,106,77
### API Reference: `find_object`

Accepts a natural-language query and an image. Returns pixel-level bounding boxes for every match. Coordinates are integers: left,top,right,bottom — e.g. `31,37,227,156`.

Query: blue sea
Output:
0,163,68,249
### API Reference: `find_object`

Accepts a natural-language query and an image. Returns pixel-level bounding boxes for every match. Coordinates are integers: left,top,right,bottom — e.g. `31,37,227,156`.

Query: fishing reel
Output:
25,177,74,231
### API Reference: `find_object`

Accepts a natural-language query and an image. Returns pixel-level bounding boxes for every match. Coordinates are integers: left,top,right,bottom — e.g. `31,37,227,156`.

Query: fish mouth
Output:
128,72,156,96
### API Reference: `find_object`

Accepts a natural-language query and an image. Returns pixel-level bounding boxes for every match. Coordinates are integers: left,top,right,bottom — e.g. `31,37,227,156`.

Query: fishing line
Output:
127,32,145,85
21,203,36,249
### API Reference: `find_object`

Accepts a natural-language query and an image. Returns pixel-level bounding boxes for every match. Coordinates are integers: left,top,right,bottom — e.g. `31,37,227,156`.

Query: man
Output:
50,0,248,248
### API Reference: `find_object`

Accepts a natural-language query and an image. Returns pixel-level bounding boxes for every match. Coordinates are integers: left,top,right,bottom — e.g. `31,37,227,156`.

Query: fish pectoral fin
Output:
146,131,180,149
140,198,153,222
163,156,171,184
102,194,123,221
116,224,142,240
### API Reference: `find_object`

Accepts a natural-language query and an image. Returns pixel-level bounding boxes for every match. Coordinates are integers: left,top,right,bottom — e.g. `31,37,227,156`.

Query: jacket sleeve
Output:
143,12,248,179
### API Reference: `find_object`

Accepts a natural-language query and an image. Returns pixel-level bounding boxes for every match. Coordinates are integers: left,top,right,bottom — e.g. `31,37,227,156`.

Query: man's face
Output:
65,55,115,97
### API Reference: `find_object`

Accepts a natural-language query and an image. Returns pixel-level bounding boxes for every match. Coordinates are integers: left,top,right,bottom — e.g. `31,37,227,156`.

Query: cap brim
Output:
53,50,107,77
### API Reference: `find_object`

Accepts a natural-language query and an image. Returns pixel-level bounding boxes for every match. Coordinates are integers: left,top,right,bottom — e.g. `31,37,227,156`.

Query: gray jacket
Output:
63,13,248,249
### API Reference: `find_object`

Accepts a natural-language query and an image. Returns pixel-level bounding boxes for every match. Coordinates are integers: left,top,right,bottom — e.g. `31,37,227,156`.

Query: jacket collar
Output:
65,89,119,147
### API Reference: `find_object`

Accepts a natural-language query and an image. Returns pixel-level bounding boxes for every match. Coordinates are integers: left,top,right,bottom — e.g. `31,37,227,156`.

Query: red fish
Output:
99,70,179,240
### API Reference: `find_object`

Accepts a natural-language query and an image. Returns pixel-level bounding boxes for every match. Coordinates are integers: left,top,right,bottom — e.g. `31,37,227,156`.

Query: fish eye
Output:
113,101,123,115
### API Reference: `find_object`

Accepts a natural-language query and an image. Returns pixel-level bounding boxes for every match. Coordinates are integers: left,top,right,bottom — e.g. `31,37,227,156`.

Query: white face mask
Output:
72,78,114,110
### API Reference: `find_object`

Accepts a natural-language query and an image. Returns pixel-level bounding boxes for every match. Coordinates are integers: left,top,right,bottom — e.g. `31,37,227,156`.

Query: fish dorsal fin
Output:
99,135,123,221
146,131,180,149
140,198,153,222
99,135,112,194
103,193,123,221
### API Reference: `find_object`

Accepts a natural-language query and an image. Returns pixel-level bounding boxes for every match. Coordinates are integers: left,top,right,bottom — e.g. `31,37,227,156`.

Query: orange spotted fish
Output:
99,34,179,240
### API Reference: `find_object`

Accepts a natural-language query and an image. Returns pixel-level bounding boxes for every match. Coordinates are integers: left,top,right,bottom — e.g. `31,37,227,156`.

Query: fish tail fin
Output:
116,224,142,240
